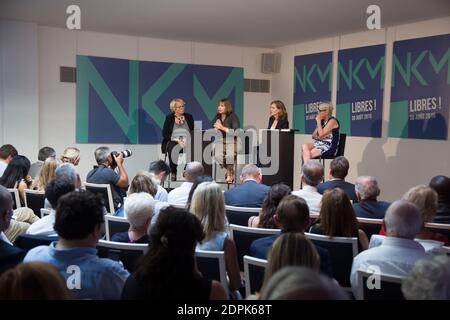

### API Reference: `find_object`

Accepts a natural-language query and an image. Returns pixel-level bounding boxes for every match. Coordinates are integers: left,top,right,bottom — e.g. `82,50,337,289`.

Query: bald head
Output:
184,161,204,183
302,160,324,187
384,200,422,239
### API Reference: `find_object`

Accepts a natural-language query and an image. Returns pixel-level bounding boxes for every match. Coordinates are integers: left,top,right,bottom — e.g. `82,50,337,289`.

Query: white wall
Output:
0,21,39,157
271,17,450,201
1,22,272,181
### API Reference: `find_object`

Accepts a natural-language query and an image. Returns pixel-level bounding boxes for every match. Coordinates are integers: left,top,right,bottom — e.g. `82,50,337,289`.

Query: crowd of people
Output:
0,100,449,300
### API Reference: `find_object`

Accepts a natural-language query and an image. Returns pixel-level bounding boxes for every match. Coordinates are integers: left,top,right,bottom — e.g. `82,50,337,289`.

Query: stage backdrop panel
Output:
76,55,244,144
336,44,385,137
293,52,333,134
389,34,449,140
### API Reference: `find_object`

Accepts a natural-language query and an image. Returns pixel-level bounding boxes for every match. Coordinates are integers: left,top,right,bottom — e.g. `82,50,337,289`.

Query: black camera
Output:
110,149,132,168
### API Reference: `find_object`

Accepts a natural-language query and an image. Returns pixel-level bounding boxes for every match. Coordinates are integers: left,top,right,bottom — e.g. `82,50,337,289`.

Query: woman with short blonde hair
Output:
60,147,80,166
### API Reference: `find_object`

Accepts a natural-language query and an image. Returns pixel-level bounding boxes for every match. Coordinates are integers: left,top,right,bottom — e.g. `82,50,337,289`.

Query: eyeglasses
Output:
318,109,327,112
175,105,185,109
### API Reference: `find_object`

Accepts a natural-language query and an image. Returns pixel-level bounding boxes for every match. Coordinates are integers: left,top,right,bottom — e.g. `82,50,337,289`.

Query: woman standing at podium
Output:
301,101,340,162
212,98,241,184
267,100,289,129
162,98,194,181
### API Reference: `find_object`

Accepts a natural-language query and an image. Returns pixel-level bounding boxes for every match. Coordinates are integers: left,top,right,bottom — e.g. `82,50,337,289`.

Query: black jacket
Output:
161,113,194,153
267,116,289,129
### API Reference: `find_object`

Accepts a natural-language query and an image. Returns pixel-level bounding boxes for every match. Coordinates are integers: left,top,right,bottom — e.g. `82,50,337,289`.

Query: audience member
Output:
317,156,357,201
31,157,60,191
224,164,269,207
261,233,320,294
249,195,333,277
168,161,204,205
0,144,18,177
309,188,368,251
402,255,450,300
429,175,450,223
353,176,390,219
0,155,33,204
259,266,347,300
24,191,129,299
186,175,214,211
292,160,323,215
248,183,291,228
26,177,75,237
191,181,241,291
60,147,80,166
148,160,171,202
121,207,228,300
111,192,155,243
29,146,56,179
86,146,129,213
55,163,81,190
0,185,25,275
350,200,429,295
0,262,71,299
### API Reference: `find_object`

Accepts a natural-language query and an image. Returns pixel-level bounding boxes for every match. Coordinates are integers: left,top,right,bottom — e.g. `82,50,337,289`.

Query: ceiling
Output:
1,0,449,48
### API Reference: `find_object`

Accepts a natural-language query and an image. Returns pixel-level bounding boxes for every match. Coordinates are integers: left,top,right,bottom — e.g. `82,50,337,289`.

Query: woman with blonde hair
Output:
301,101,340,162
31,157,60,191
261,233,320,295
60,147,80,166
161,98,194,181
402,185,449,245
190,181,241,292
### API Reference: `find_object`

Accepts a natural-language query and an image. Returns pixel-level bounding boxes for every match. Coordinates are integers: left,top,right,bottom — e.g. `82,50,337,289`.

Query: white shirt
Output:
292,185,322,215
155,184,168,202
350,236,429,295
167,182,193,205
0,161,7,177
25,209,58,237
369,234,445,255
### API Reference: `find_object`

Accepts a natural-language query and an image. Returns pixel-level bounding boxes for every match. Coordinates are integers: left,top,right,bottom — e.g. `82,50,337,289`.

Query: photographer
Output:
86,147,129,214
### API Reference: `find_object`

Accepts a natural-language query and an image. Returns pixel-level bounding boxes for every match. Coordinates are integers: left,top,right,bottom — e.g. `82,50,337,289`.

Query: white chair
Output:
225,205,261,226
229,224,280,271
84,182,115,214
356,269,404,300
356,217,383,240
40,208,51,217
305,232,358,289
7,188,21,209
243,255,267,298
104,215,129,241
195,249,229,296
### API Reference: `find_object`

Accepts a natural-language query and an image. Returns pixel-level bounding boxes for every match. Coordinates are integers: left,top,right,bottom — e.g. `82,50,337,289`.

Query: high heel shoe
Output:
226,167,234,184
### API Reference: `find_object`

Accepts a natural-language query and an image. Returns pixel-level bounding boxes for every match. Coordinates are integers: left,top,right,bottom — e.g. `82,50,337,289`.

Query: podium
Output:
259,129,296,190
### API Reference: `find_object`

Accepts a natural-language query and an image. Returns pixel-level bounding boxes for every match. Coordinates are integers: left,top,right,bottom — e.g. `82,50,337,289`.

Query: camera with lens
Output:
110,149,132,168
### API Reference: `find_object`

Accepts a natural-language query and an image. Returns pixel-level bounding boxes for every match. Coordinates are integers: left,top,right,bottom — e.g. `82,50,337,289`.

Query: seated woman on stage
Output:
212,98,240,184
268,100,289,129
301,101,340,162
162,98,194,181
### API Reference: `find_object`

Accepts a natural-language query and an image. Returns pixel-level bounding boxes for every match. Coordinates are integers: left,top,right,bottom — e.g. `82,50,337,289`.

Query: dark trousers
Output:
166,141,183,173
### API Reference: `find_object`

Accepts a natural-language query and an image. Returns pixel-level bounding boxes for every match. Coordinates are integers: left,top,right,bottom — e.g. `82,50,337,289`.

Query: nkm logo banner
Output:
76,55,243,144
336,44,385,138
293,52,332,134
389,34,450,140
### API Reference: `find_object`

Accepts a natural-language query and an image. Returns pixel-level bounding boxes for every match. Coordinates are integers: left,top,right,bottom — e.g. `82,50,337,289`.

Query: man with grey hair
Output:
0,185,25,274
224,164,269,207
55,163,81,189
350,200,430,295
168,161,204,205
86,146,129,212
402,255,450,300
353,176,390,219
292,160,324,215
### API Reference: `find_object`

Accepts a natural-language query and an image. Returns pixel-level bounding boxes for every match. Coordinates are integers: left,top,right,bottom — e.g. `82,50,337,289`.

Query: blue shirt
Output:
24,242,130,300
